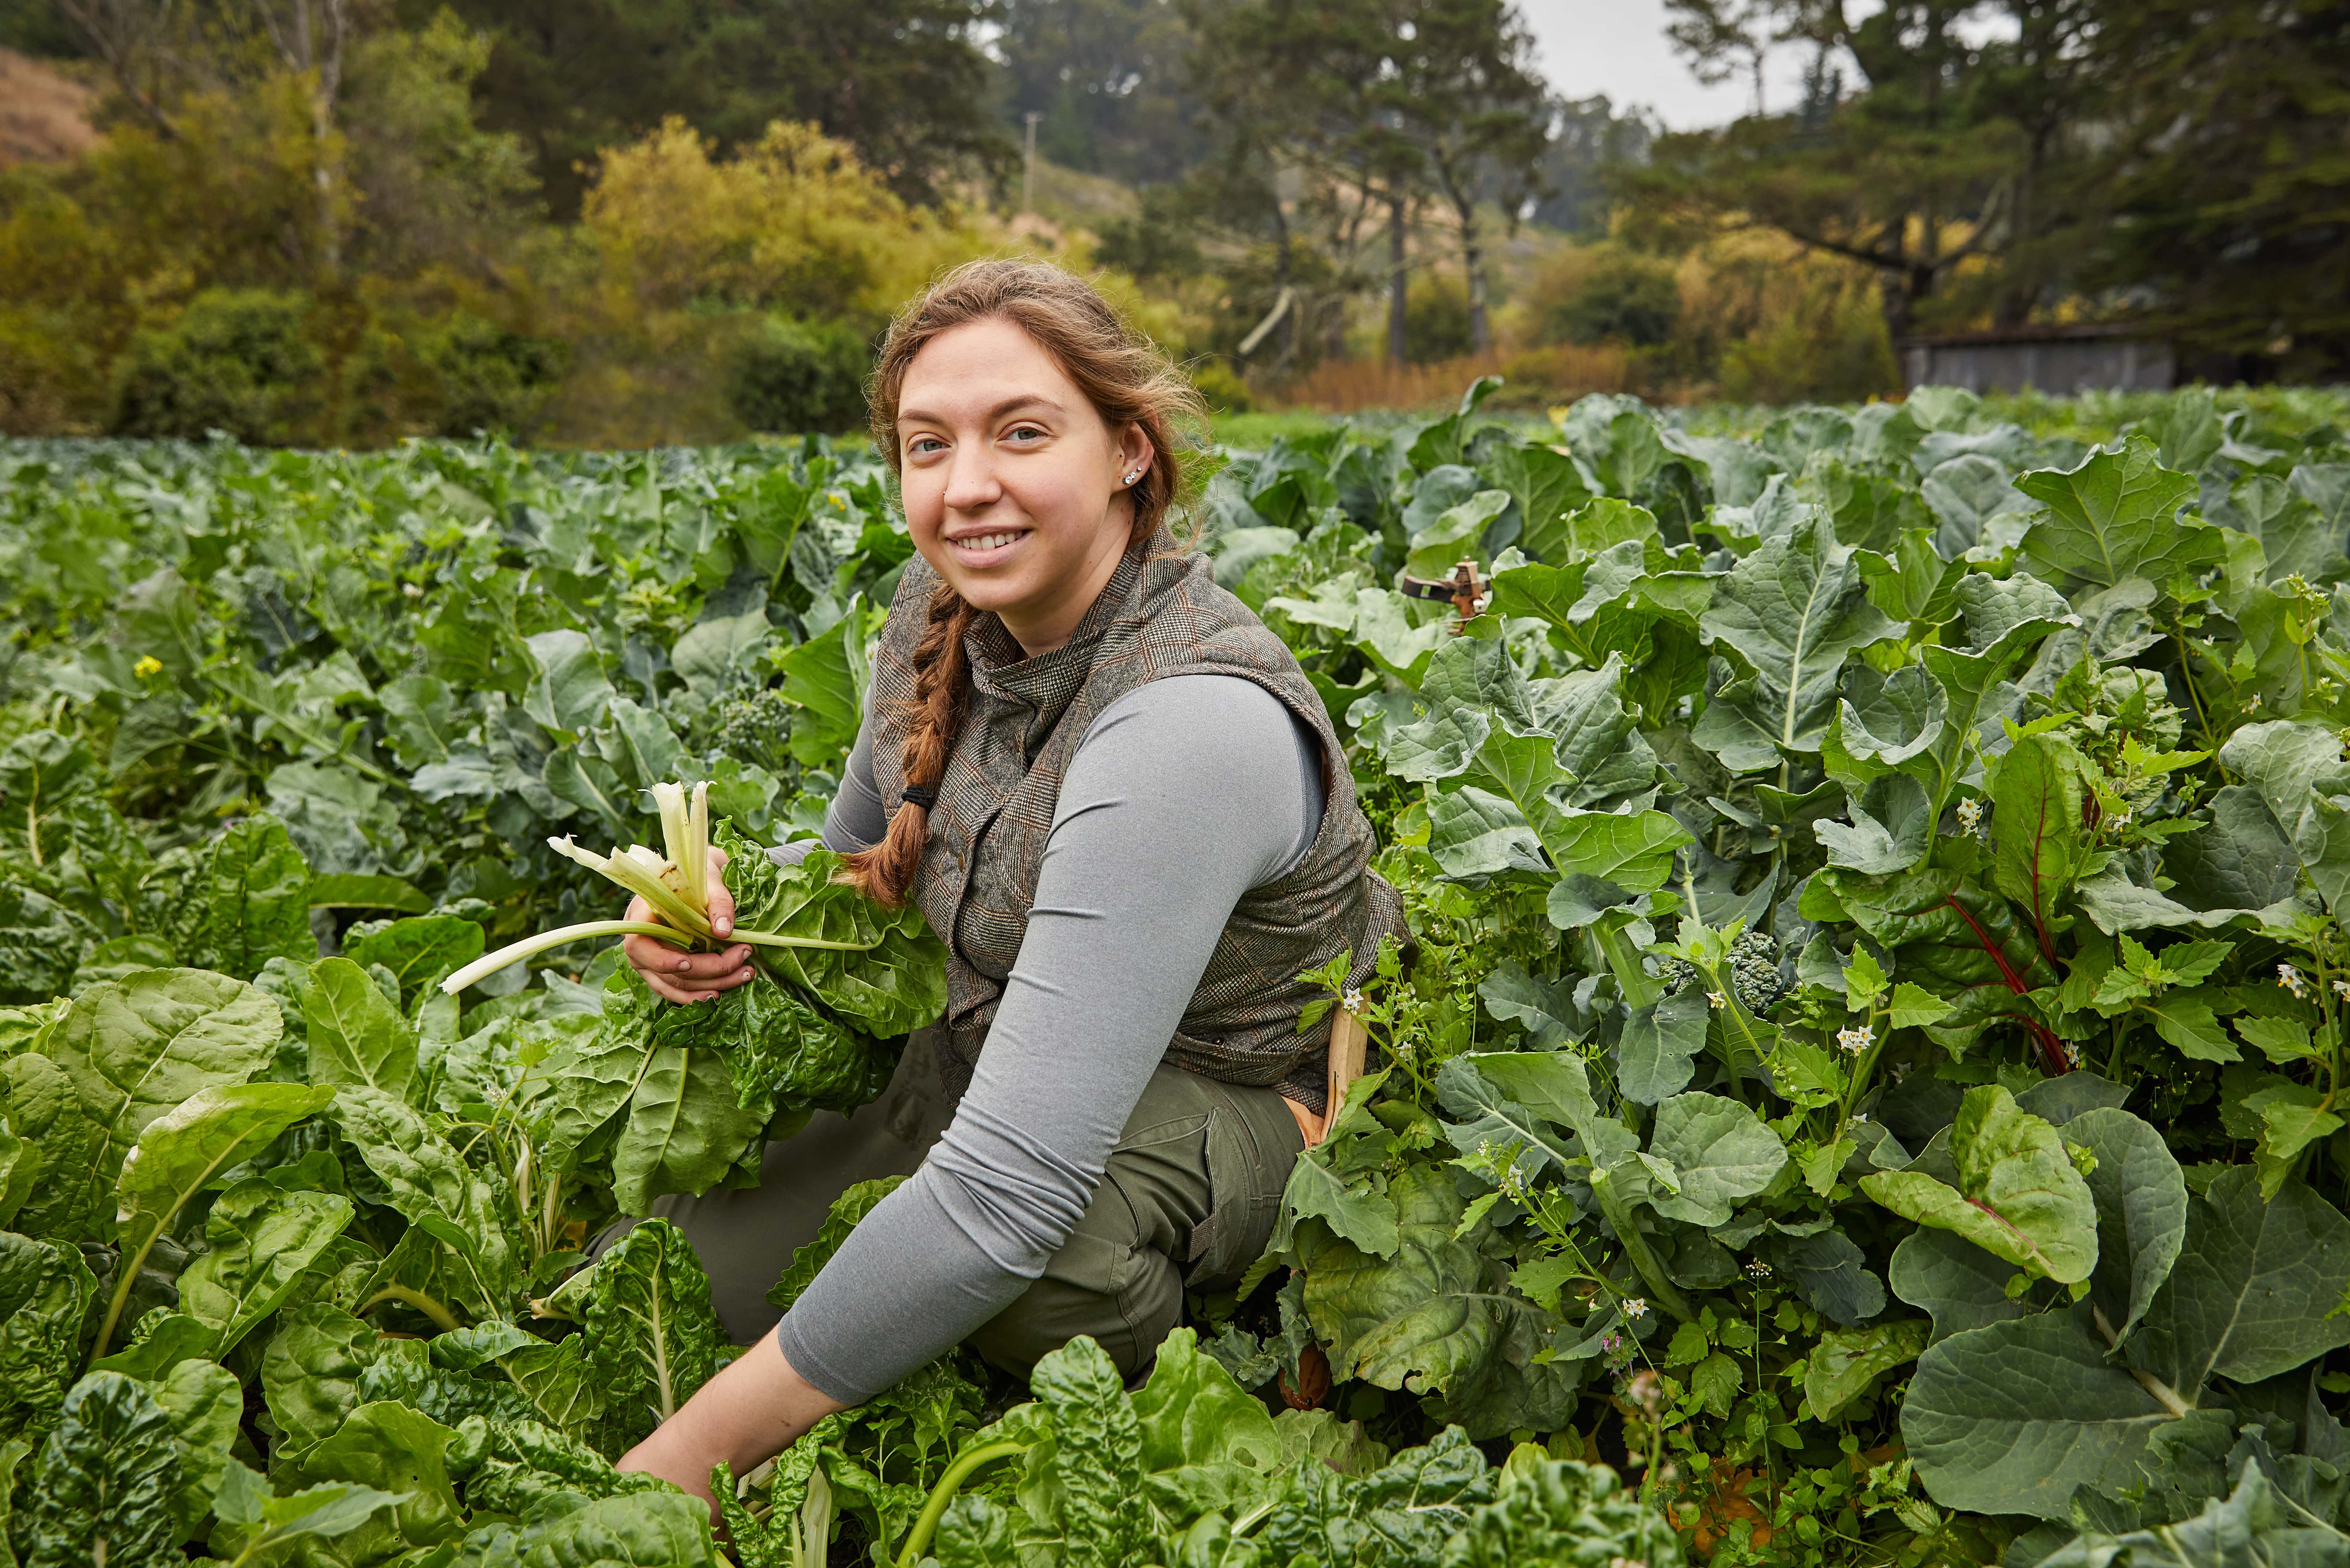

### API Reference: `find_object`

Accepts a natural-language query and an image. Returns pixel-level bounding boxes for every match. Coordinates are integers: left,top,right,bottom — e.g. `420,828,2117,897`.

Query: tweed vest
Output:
867,530,1408,1114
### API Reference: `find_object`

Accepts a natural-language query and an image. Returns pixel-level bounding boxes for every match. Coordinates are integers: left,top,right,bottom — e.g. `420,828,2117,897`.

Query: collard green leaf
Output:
2131,1166,2350,1395
1888,1227,2034,1346
1902,1311,2171,1519
2015,437,2218,594
1643,1093,1787,1227
1693,514,1899,771
577,1218,721,1456
1860,1086,2098,1284
1433,1057,1577,1180
2067,1107,2187,1350
1616,986,1710,1105
769,604,865,770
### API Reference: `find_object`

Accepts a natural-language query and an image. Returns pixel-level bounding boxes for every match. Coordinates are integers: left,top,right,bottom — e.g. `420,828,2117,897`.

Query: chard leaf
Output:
327,1085,517,1319
341,915,487,1008
44,969,283,1238
766,1176,907,1313
11,1372,181,1568
577,1218,722,1456
1860,1086,2098,1284
175,1180,355,1359
97,1081,338,1361
1033,1336,1151,1568
287,1400,467,1559
152,813,315,981
302,956,417,1095
0,1232,96,1444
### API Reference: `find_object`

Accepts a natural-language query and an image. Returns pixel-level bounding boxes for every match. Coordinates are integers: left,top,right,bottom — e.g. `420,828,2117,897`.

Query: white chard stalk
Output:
441,779,871,995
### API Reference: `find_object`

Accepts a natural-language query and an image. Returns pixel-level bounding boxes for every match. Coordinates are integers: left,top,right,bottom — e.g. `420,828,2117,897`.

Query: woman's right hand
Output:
622,846,754,1004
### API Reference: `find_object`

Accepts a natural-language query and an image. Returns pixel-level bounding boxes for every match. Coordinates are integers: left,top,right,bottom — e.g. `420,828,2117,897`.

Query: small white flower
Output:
1853,1112,1870,1124
2248,693,2264,710
1498,1162,1529,1200
1707,990,1727,1011
2334,979,2350,1002
2280,963,2311,999
1342,988,1365,1017
1622,1297,1649,1320
1837,1024,1874,1055
402,581,424,598
2109,808,2132,832
1955,798,1984,833
1745,1260,1772,1281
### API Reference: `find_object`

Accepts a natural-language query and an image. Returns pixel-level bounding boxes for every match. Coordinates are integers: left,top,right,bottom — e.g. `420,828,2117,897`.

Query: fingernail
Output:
715,917,731,934
676,959,690,972
738,969,753,982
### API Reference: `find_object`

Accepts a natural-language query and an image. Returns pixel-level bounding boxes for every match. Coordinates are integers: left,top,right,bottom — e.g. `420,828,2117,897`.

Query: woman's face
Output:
895,317,1153,657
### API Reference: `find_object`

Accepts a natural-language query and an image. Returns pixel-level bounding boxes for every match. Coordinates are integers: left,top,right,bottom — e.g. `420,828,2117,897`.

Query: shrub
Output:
1403,273,1473,364
725,316,870,434
108,289,328,444
1190,359,1251,414
1526,244,1683,348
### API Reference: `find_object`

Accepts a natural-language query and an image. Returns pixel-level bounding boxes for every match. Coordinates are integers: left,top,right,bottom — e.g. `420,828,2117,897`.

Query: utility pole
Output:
1022,111,1042,213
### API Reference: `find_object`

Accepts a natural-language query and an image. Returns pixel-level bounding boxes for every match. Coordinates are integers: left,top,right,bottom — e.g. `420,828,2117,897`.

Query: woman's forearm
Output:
615,1332,845,1510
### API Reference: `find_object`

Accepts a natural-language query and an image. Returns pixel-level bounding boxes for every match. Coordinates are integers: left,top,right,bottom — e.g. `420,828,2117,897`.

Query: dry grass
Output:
0,49,98,169
1262,343,1634,414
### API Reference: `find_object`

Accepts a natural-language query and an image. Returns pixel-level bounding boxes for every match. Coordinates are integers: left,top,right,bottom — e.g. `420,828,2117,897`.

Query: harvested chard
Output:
443,782,876,994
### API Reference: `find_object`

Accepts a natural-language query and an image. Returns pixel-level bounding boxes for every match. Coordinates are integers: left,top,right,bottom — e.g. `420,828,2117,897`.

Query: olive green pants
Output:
616,1030,1305,1385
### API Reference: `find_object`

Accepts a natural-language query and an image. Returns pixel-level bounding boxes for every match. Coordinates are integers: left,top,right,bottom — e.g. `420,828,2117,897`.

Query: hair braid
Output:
837,581,978,906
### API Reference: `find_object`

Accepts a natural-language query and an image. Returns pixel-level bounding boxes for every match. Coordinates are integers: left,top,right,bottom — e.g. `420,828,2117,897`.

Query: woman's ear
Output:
1120,422,1155,485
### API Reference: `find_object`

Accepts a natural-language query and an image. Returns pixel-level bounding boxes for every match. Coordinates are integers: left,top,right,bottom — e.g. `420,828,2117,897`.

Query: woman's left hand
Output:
616,1333,847,1519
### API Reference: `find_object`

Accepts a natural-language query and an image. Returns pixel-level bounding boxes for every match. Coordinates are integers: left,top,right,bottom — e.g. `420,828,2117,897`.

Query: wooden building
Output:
1897,324,2177,395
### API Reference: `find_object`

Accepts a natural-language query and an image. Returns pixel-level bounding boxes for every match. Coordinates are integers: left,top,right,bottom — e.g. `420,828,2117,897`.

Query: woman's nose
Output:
941,447,1001,511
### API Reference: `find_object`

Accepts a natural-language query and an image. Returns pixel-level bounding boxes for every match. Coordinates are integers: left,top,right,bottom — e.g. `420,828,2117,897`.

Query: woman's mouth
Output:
948,530,1029,563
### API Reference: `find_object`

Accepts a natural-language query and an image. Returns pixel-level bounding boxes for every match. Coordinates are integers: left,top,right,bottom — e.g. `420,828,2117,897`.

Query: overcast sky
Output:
1516,0,1814,129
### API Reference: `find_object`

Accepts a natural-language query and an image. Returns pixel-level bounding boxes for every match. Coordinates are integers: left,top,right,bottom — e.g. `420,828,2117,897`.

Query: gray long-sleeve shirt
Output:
769,673,1322,1404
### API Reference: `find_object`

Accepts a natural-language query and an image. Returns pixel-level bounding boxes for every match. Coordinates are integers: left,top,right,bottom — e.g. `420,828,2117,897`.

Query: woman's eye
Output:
1006,425,1046,443
909,437,946,456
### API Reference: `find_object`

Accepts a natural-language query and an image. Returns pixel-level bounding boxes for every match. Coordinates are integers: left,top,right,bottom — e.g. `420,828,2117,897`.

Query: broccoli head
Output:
1654,930,1786,1014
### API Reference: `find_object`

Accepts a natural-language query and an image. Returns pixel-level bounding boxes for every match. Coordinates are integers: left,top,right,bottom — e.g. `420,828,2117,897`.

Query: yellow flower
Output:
134,655,164,678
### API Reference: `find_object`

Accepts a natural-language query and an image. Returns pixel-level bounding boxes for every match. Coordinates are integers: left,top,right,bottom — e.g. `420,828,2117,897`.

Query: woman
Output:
613,259,1405,1502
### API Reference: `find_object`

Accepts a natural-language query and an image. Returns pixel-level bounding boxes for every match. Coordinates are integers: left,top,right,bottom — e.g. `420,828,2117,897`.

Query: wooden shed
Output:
1897,324,2177,395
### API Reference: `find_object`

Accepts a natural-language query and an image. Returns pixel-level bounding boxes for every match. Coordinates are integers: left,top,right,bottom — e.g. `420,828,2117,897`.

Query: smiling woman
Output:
604,259,1409,1514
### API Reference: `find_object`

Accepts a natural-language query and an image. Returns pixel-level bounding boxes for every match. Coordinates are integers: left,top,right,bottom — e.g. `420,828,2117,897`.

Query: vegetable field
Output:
3,380,2350,1568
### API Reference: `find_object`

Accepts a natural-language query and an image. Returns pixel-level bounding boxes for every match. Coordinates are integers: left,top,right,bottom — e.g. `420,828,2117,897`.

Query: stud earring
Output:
1122,469,1142,485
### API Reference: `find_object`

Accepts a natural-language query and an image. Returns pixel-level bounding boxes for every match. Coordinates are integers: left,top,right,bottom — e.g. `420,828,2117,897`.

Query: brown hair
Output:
838,258,1209,907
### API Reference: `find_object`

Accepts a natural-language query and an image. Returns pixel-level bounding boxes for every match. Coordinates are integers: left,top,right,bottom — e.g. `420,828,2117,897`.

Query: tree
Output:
1635,0,2028,343
416,0,1009,216
2073,0,2350,379
1368,0,1553,354
993,0,1206,186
